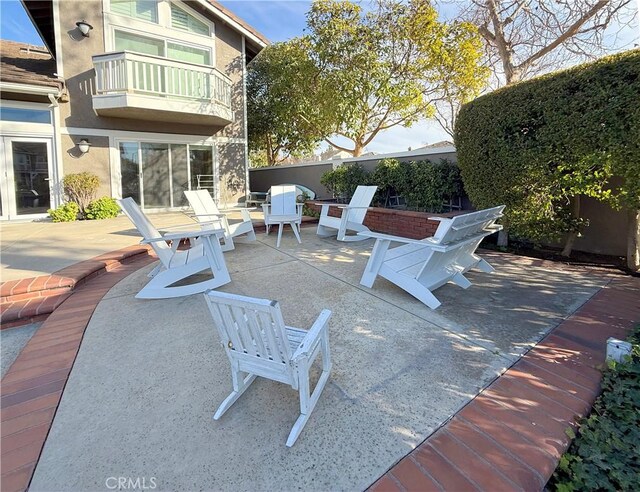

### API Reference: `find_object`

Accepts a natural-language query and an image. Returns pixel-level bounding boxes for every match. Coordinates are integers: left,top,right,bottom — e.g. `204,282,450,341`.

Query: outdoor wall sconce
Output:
76,20,93,37
77,139,91,154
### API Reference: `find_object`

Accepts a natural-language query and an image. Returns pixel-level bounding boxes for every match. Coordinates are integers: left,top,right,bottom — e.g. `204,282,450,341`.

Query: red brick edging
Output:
369,275,640,491
0,252,156,492
0,246,153,328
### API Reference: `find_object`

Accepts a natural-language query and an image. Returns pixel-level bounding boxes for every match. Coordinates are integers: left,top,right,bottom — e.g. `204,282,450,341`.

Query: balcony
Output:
92,51,233,126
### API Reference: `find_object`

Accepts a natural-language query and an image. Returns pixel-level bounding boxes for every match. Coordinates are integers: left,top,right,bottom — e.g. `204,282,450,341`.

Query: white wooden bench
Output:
358,206,505,309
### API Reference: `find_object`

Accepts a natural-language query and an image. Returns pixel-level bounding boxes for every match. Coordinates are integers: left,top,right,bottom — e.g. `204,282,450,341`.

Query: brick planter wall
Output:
307,202,465,239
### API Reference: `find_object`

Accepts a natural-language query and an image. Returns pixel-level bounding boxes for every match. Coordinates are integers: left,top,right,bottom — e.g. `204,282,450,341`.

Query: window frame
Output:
104,0,215,67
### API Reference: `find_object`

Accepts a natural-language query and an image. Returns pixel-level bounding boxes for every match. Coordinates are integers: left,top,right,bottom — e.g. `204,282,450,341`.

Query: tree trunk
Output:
352,142,364,157
627,208,640,272
561,195,581,257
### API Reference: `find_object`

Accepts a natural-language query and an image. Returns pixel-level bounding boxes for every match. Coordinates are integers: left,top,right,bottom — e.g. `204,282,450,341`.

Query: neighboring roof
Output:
0,39,61,90
203,0,270,47
418,140,455,149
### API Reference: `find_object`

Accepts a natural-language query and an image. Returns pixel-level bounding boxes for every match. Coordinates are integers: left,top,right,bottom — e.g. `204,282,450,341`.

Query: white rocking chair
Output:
262,185,303,248
359,206,505,309
204,290,332,447
184,190,256,252
316,185,377,241
118,197,231,299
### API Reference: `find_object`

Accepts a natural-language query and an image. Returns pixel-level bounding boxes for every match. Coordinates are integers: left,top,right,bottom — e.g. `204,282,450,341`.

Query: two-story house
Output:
0,0,267,220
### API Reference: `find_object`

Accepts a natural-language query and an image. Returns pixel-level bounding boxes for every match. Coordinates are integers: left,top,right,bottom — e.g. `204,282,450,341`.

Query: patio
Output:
9,227,614,491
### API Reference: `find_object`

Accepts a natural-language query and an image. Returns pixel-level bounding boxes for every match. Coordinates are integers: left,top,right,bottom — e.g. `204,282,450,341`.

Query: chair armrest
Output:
191,213,226,218
142,227,225,244
292,309,332,361
239,208,253,222
358,231,439,246
428,216,448,222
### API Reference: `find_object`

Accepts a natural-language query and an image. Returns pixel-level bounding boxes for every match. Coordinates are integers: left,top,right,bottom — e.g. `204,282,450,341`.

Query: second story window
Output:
170,4,209,36
111,0,158,23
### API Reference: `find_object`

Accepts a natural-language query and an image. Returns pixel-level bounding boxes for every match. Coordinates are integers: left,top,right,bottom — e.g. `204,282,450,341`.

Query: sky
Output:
1,0,639,154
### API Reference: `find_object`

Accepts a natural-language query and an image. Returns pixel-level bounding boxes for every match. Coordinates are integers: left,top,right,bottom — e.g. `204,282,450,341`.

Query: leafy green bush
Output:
62,172,100,216
370,158,462,212
455,49,640,257
320,164,370,201
85,197,120,220
549,326,640,491
48,202,80,222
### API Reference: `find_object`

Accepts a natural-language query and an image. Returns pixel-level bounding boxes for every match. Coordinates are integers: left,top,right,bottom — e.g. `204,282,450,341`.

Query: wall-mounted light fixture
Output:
77,139,91,154
75,20,93,37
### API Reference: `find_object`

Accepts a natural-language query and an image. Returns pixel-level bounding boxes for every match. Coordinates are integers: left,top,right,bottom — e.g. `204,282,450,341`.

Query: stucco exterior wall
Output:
56,0,245,138
60,134,112,198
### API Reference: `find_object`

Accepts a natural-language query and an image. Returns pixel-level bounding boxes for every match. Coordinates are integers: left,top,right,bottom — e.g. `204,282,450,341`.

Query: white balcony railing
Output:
93,51,231,109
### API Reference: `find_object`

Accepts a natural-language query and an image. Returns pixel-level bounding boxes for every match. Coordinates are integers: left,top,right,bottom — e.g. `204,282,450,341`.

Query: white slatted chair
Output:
359,205,505,309
184,190,256,252
316,185,377,241
118,198,231,299
262,185,303,248
204,290,332,447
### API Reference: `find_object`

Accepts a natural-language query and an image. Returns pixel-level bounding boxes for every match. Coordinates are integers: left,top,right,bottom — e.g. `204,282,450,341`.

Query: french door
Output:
0,137,54,220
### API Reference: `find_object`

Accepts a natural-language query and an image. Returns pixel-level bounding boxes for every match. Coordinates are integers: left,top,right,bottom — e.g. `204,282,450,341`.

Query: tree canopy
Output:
247,0,487,158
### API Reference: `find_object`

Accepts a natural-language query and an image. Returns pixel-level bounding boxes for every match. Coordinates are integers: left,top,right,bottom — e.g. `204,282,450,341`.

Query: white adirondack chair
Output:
204,290,332,447
184,189,256,252
359,206,505,309
262,185,303,248
316,185,377,241
118,197,231,299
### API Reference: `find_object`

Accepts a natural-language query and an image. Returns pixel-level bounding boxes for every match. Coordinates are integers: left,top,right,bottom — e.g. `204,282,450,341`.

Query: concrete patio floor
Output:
27,229,612,491
0,209,264,281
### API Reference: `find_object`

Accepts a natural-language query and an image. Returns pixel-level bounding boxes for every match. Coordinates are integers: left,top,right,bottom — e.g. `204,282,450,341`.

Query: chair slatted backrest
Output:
270,185,298,217
205,290,295,380
184,190,221,220
432,206,505,244
118,198,173,265
346,186,377,225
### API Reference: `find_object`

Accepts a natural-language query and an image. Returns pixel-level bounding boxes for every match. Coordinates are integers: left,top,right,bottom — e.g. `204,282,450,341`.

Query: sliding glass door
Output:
118,141,215,209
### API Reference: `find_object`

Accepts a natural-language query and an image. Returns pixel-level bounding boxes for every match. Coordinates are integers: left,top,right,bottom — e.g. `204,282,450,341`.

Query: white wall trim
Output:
242,35,249,196
52,0,64,77
60,126,245,144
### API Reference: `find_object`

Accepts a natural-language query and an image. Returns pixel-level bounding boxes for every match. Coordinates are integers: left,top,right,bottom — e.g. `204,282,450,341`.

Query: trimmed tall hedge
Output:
455,49,640,267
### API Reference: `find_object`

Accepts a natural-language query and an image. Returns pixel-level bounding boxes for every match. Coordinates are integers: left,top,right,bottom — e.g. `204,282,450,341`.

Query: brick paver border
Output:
369,275,639,492
0,253,155,492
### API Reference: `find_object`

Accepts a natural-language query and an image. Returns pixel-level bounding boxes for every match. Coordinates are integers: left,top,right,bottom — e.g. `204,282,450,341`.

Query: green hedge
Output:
455,49,640,245
321,159,461,213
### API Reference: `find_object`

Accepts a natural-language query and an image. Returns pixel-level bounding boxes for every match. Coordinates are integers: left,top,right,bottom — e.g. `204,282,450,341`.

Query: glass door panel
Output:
189,145,214,198
141,143,170,208
171,144,188,207
11,141,50,215
119,142,140,203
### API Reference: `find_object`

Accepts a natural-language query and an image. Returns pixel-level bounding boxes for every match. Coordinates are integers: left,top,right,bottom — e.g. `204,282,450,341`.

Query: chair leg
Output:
291,222,302,244
276,223,284,247
286,337,331,447
214,371,257,420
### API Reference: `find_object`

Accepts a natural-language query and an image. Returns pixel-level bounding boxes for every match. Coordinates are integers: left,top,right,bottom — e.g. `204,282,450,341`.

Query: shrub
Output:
371,158,462,212
62,172,100,216
455,49,640,262
549,326,640,491
320,163,369,201
48,202,80,222
85,197,120,220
